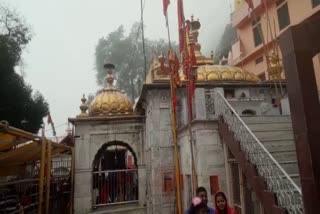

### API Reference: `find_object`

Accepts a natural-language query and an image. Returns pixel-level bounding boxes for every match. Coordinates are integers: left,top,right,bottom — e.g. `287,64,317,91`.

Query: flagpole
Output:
164,4,183,213
169,69,183,214
184,17,197,197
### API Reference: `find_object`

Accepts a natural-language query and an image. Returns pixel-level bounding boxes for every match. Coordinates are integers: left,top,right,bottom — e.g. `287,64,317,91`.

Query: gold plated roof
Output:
145,16,259,84
182,65,259,82
88,63,133,117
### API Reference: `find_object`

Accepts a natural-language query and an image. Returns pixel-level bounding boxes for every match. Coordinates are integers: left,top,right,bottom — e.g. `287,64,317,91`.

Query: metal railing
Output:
0,158,71,214
205,91,216,120
0,178,39,213
92,169,138,208
214,91,303,214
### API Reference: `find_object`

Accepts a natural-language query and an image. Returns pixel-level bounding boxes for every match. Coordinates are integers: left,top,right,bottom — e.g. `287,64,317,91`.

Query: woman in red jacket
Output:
214,192,236,214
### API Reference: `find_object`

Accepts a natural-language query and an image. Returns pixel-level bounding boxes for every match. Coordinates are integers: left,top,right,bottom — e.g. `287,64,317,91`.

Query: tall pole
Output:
169,70,183,214
38,127,46,214
165,12,182,214
45,140,52,214
140,0,147,80
70,147,75,214
184,20,197,196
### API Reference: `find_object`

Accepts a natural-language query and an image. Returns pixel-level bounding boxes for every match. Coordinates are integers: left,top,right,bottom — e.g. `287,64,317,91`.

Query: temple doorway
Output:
92,142,138,208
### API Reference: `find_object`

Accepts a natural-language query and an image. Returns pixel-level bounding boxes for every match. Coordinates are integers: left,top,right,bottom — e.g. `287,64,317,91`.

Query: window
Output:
242,109,256,116
312,0,320,8
224,89,235,99
252,17,263,47
163,173,184,192
163,173,173,192
276,0,290,30
255,56,263,64
209,176,219,195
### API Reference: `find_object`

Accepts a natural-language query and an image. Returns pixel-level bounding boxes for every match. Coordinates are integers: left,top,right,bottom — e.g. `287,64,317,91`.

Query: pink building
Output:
231,0,320,91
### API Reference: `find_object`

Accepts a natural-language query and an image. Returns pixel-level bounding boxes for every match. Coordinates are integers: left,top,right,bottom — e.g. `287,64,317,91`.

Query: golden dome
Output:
89,88,133,116
195,65,259,82
89,63,133,117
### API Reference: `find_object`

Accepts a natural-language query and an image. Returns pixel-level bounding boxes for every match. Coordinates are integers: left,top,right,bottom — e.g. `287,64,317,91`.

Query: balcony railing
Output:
92,169,138,208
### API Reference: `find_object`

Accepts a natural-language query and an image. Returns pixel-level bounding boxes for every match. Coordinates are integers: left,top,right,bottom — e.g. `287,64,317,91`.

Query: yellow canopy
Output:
0,123,71,176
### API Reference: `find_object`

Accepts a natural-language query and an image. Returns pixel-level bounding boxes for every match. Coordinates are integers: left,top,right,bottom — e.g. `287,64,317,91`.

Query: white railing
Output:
214,91,303,214
205,91,216,120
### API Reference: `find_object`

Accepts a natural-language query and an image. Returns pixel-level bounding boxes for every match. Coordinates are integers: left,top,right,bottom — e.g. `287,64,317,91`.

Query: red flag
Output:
47,113,53,124
177,0,185,53
163,0,170,16
246,0,254,9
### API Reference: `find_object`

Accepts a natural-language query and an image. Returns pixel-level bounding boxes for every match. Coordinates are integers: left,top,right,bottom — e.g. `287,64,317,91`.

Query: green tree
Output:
95,22,177,101
0,5,49,133
215,23,237,62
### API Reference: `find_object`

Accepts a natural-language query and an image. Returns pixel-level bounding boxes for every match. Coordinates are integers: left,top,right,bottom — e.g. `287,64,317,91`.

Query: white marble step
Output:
247,123,293,132
241,116,291,124
253,130,294,141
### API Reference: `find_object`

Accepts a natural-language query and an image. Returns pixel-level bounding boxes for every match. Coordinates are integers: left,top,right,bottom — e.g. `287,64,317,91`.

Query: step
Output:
268,174,301,189
241,116,291,124
247,123,293,132
278,161,299,175
289,174,301,188
261,141,296,153
253,130,294,141
90,203,146,214
281,174,301,189
257,161,299,177
268,150,297,162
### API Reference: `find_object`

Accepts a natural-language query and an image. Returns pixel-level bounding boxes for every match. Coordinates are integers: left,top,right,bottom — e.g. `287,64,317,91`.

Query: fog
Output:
3,0,232,137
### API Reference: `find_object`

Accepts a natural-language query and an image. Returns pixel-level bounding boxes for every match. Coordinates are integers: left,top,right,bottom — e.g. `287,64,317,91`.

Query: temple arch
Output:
92,141,139,208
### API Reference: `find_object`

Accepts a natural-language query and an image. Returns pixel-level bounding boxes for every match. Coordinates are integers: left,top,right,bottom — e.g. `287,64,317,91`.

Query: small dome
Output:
88,63,133,117
89,88,133,116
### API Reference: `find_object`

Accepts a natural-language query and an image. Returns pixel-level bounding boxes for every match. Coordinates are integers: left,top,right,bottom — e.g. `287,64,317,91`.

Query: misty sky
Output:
3,0,232,137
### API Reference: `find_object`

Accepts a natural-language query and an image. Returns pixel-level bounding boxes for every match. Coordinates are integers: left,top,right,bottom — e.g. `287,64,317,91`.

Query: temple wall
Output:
144,89,176,214
73,120,145,214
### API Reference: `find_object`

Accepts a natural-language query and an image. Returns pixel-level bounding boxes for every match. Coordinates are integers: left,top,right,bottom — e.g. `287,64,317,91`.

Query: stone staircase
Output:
215,90,303,213
241,115,301,189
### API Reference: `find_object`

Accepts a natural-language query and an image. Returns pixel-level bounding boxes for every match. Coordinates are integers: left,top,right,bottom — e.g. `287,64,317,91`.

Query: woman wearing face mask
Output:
214,192,236,214
188,196,208,214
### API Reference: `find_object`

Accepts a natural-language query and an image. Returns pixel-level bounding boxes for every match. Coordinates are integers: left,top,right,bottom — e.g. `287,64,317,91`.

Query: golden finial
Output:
104,63,115,88
211,51,214,59
78,94,88,117
158,52,165,63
